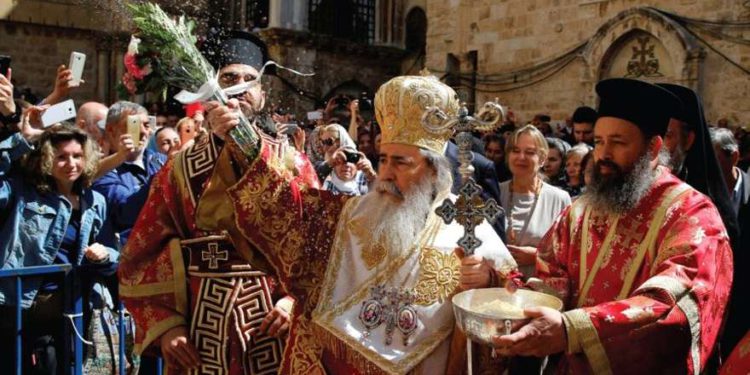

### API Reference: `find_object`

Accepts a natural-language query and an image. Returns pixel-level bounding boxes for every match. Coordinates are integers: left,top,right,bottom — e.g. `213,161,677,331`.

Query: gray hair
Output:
566,143,591,160
106,101,147,130
709,127,739,155
419,149,453,196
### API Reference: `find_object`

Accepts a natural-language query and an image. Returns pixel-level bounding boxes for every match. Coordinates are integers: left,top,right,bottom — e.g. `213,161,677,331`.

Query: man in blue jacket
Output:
92,101,166,248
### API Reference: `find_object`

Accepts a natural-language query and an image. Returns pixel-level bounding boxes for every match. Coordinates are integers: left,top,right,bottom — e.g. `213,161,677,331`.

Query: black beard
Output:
583,152,656,214
667,144,687,174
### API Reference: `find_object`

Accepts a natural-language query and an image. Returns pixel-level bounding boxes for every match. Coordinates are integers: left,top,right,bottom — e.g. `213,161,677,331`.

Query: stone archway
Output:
583,7,705,90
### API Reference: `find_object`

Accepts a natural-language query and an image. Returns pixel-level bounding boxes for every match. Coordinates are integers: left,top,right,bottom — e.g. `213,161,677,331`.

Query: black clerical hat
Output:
204,30,268,71
595,78,682,138
657,83,697,130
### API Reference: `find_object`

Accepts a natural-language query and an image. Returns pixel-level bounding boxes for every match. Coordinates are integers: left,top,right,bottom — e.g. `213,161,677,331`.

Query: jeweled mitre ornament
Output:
374,75,460,153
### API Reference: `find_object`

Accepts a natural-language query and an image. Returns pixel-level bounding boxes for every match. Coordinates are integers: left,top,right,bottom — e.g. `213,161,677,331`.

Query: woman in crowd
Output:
321,149,376,196
314,123,358,181
581,150,595,190
543,137,570,187
500,125,572,276
0,120,118,374
564,143,591,198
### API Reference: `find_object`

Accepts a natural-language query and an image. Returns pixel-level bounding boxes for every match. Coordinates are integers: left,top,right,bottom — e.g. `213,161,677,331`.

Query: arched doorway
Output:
403,6,426,74
583,7,704,89
599,30,676,83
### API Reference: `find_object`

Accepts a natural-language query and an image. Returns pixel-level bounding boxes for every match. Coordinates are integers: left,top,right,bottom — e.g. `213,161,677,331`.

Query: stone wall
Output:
0,21,104,104
425,0,750,128
260,28,405,117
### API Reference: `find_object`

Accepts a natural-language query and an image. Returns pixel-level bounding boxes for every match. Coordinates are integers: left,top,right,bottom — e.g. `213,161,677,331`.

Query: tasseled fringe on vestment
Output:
313,324,414,375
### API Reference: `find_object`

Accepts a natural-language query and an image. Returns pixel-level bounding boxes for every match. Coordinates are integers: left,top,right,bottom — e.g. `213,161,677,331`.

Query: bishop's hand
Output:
254,305,291,338
455,247,492,290
160,325,201,370
204,99,240,141
491,306,566,357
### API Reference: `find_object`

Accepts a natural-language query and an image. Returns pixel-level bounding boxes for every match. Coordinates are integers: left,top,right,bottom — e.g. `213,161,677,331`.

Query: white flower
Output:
127,35,142,55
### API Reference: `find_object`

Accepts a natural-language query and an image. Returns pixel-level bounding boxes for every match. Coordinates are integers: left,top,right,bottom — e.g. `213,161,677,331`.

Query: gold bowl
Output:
452,288,564,346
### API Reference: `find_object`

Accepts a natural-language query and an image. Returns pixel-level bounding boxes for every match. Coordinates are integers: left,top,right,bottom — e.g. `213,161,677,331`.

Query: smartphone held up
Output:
127,115,142,142
41,99,77,127
0,55,10,77
68,51,86,86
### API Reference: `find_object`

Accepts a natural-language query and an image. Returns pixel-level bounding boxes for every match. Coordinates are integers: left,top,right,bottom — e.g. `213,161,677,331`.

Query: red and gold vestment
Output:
534,167,733,374
118,133,319,375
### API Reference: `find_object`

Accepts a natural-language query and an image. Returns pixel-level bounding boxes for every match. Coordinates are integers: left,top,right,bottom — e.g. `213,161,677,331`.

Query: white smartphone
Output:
307,111,322,121
281,123,300,135
127,115,141,141
148,115,157,129
41,99,77,127
68,51,85,86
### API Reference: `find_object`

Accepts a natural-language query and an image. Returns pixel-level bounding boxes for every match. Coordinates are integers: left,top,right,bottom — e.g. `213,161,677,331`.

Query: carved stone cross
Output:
422,101,506,254
202,243,228,269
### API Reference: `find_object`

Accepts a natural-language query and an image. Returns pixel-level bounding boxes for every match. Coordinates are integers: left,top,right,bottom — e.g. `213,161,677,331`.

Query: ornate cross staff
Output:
421,101,506,254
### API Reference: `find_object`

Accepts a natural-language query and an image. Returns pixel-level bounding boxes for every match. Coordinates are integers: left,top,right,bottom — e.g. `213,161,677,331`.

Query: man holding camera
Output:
119,31,319,374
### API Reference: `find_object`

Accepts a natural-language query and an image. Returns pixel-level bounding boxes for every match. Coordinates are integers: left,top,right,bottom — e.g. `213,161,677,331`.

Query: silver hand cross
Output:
422,101,505,254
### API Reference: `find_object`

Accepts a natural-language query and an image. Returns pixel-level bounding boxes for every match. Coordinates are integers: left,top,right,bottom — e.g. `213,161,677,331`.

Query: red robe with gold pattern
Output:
118,134,319,374
531,167,733,374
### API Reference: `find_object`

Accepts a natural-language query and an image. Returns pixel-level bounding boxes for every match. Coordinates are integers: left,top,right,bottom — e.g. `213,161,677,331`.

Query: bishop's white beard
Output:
355,176,436,258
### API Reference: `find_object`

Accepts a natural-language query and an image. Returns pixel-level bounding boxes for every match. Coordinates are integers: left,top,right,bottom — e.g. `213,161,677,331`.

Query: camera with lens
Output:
344,150,361,164
358,92,373,111
334,95,350,109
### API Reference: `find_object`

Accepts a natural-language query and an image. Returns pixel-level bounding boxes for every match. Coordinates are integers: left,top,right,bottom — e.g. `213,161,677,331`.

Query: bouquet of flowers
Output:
117,35,161,98
119,2,259,157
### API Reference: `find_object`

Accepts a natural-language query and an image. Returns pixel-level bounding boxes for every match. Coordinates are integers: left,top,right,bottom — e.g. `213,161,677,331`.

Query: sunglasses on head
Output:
321,138,335,146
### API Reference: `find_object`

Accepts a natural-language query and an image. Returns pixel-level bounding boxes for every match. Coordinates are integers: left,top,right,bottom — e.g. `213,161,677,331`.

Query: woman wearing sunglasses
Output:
313,123,358,181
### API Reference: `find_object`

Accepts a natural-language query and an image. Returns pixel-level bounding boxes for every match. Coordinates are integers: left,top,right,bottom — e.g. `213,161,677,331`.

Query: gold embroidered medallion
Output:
414,247,460,306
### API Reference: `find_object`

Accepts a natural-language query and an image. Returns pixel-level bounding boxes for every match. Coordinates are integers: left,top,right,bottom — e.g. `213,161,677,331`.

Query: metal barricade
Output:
0,264,162,375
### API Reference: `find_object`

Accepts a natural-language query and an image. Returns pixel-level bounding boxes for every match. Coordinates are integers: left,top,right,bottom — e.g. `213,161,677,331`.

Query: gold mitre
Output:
375,75,459,153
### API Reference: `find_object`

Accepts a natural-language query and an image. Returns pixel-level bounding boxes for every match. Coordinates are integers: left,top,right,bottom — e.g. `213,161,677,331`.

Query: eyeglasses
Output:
321,138,335,147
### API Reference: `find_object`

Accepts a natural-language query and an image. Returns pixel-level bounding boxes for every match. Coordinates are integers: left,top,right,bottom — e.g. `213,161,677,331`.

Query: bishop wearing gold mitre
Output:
226,75,518,374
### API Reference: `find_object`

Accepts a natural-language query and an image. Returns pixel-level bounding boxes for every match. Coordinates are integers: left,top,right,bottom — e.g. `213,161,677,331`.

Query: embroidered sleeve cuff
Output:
561,309,582,354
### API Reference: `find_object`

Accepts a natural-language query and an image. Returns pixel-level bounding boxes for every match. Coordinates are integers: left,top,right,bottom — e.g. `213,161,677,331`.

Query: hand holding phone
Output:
41,99,76,127
0,55,10,77
68,52,86,87
281,123,300,135
127,115,142,143
307,111,322,121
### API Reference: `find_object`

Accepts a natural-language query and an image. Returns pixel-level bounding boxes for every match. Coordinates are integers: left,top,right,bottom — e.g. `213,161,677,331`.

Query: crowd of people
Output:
0,28,748,375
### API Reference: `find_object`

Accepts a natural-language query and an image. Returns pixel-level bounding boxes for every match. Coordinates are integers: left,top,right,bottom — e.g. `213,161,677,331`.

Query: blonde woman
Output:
500,125,571,276
0,123,117,373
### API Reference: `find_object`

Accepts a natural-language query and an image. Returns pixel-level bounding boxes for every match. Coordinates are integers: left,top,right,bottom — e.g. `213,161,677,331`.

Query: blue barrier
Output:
0,264,162,375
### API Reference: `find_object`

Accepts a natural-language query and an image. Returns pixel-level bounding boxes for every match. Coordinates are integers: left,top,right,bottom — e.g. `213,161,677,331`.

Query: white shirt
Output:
499,181,572,275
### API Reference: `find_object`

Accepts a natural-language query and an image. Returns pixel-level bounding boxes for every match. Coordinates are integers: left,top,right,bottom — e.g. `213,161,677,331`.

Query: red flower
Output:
124,54,150,80
122,72,137,95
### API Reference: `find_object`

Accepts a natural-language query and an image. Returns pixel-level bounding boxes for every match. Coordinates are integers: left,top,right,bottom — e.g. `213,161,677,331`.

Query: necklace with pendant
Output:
357,215,441,346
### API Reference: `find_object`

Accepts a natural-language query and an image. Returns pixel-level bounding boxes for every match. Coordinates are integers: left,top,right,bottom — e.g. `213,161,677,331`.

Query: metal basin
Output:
452,288,564,346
